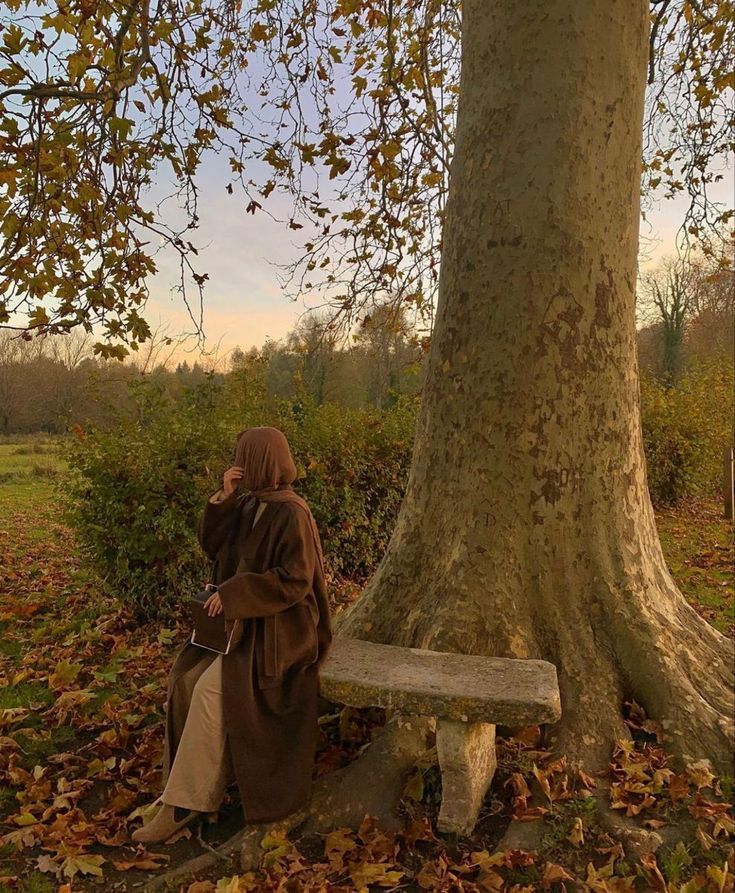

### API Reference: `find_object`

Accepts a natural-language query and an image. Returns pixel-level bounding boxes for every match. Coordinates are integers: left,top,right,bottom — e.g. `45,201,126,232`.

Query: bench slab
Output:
319,636,561,726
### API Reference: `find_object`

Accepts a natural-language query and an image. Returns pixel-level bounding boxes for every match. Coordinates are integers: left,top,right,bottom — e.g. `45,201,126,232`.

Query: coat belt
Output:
264,615,278,676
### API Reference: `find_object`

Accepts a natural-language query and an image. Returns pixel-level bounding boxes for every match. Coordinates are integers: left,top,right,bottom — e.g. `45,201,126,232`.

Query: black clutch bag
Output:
189,587,242,654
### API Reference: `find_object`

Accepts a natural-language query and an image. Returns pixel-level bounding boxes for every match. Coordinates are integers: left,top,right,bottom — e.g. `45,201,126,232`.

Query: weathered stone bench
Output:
319,636,561,836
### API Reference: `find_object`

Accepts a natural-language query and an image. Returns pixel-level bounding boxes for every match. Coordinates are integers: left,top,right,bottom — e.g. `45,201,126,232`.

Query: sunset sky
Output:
142,151,733,367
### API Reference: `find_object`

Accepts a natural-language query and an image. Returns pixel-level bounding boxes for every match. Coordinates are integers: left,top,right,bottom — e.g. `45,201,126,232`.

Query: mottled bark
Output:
335,0,734,774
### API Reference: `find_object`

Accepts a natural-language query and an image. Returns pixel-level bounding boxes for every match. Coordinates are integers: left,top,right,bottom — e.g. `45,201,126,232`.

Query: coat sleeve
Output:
216,505,316,620
198,488,241,561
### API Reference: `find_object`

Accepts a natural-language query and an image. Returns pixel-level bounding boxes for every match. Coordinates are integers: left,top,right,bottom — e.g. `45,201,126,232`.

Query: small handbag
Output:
189,584,242,655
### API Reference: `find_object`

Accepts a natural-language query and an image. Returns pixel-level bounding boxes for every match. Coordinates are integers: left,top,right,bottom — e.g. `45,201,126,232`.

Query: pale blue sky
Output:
145,157,733,366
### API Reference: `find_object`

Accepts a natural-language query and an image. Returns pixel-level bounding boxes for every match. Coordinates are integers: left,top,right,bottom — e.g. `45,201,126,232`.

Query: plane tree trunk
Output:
334,0,734,778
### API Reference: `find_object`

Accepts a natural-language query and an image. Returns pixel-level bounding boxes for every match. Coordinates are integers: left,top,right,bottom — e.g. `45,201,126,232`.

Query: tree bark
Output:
335,0,734,775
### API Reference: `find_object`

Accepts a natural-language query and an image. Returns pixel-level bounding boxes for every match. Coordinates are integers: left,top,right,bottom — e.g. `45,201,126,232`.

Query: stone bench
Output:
318,636,561,836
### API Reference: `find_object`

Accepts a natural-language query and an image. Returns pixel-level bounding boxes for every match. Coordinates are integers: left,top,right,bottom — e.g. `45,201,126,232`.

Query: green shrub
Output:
640,357,733,505
273,395,417,579
64,370,418,621
64,351,727,620
64,377,232,620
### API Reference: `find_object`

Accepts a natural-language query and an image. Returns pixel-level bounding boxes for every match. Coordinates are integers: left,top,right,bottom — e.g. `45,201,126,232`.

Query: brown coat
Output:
161,488,333,824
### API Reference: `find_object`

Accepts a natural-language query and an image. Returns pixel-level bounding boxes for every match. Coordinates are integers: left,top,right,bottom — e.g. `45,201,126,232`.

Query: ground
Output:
0,436,732,893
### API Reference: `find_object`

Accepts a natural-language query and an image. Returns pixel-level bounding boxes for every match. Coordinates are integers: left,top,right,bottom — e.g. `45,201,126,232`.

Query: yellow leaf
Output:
402,768,424,801
349,862,404,890
62,853,105,879
422,171,443,187
48,661,82,690
567,816,584,846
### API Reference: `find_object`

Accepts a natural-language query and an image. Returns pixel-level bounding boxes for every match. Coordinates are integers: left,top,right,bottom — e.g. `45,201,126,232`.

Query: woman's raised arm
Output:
197,488,240,560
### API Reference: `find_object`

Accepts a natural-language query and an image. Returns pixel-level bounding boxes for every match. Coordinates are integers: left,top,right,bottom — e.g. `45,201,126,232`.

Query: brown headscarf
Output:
233,426,325,577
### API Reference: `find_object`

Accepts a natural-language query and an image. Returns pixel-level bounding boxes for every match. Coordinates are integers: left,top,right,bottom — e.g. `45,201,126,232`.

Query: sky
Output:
145,171,307,367
142,143,734,368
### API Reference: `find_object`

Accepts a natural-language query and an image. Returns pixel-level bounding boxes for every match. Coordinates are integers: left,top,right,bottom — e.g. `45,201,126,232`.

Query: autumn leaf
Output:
35,853,61,875
567,817,585,846
61,851,105,879
532,762,552,801
250,21,269,42
259,829,298,868
541,861,575,890
48,660,82,690
349,861,404,891
402,767,424,801
53,689,94,711
112,851,170,871
638,852,668,892
686,760,716,790
324,827,357,870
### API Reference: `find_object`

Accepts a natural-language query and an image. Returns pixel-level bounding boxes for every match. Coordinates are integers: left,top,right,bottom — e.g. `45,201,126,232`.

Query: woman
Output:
130,426,333,843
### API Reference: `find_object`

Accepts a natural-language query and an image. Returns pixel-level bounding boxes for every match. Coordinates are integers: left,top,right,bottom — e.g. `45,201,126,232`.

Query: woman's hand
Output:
223,466,245,497
204,590,223,617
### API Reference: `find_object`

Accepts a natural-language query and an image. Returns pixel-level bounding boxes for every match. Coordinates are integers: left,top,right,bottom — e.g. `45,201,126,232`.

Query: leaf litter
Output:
0,493,732,892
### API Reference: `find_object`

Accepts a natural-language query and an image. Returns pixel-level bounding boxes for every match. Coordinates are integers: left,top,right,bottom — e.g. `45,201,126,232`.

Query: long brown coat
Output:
161,488,333,824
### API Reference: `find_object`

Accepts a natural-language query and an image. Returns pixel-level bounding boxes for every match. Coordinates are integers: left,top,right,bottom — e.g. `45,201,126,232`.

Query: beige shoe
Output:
131,802,198,844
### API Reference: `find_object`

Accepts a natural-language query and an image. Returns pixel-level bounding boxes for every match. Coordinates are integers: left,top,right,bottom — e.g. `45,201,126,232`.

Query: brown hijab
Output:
233,426,325,576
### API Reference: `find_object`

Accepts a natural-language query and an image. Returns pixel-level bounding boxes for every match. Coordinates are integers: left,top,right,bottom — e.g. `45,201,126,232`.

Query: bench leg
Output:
435,718,497,836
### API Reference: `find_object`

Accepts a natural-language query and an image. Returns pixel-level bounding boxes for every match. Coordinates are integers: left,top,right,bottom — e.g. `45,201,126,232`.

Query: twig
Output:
195,822,232,860
142,828,245,891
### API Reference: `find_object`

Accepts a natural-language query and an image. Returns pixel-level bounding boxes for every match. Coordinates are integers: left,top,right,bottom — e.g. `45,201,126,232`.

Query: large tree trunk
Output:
335,0,734,776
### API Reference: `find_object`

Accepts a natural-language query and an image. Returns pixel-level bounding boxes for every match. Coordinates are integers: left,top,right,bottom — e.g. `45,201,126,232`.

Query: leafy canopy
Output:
1,0,732,356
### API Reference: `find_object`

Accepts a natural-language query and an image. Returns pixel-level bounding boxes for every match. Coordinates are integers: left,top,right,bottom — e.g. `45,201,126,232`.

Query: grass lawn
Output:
0,437,66,521
0,437,732,892
655,498,734,636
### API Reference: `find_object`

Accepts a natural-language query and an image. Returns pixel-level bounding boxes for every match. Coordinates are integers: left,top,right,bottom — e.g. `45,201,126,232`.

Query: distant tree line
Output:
0,249,731,437
0,305,426,435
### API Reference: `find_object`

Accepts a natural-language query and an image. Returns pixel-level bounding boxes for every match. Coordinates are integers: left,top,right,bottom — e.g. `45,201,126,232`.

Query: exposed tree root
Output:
143,822,243,891
301,713,435,836
144,715,433,886
494,781,667,860
495,816,547,853
238,809,310,871
142,809,316,890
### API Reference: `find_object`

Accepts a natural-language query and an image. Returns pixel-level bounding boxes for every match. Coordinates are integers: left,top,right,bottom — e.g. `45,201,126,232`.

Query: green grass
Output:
0,682,53,710
655,498,734,635
0,629,21,661
0,438,69,547
0,871,56,893
0,437,67,512
0,686,60,771
17,725,79,768
0,439,65,474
